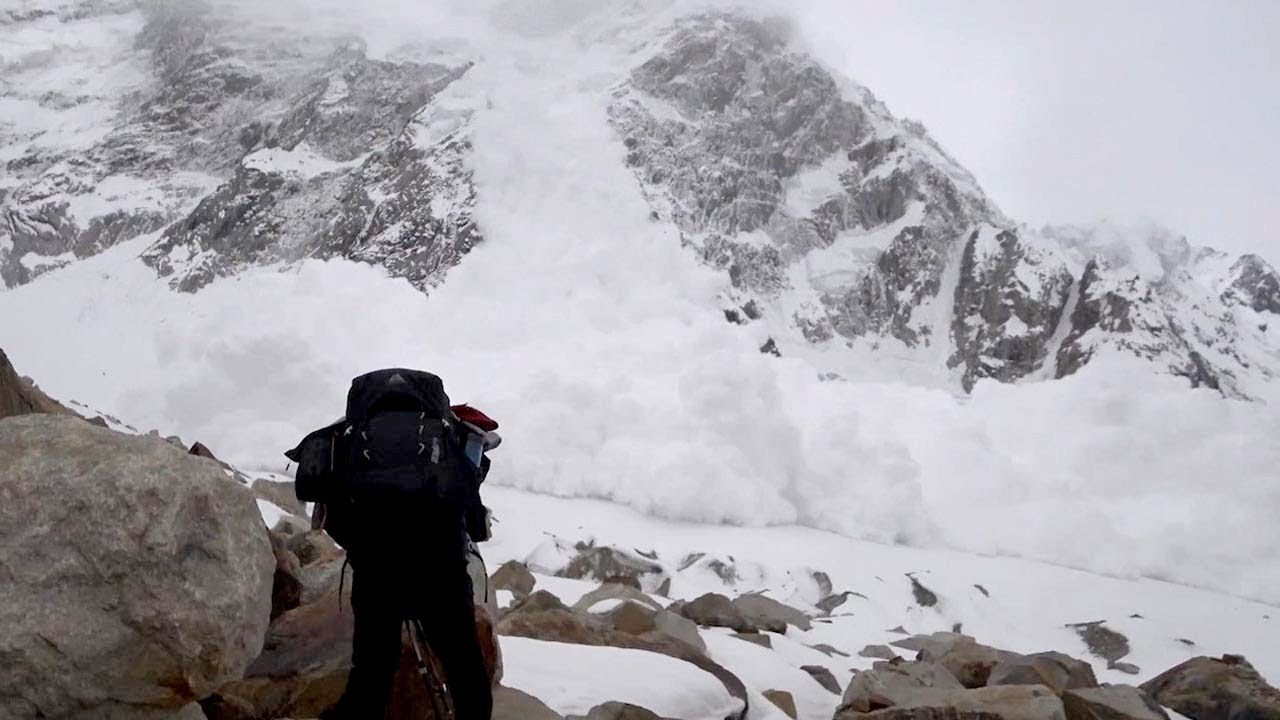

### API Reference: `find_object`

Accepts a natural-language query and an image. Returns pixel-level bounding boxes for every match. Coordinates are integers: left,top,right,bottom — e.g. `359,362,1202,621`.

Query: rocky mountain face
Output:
2,3,1277,395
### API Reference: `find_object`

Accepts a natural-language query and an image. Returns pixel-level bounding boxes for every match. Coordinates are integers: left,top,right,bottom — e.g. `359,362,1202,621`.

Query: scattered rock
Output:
732,632,773,649
1140,655,1280,720
908,575,939,607
1067,622,1132,669
0,414,274,720
1062,685,1169,720
268,529,304,620
989,652,1099,695
812,571,835,597
733,592,812,631
493,560,538,597
802,665,843,694
568,701,663,720
837,683,1067,720
680,592,755,632
572,582,663,614
605,601,659,636
764,689,798,719
861,645,903,661
818,591,857,614
560,543,668,593
287,530,342,567
494,685,565,720
892,632,974,660
975,585,991,598
497,591,749,714
1110,663,1141,676
811,643,852,658
937,640,1021,688
889,626,911,635
652,609,707,653
842,658,965,712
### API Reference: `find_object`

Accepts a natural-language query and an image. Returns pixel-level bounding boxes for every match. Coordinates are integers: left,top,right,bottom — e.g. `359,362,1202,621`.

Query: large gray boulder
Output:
1140,655,1280,720
0,415,275,719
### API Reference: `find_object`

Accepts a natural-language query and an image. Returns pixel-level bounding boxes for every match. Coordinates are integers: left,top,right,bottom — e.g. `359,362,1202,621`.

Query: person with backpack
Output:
287,369,497,719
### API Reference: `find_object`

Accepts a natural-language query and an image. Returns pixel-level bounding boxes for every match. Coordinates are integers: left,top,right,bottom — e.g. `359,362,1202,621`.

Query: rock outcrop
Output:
0,348,72,418
0,414,274,719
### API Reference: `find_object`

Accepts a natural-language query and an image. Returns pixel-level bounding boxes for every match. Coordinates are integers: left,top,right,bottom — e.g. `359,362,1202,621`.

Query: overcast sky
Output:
790,0,1280,264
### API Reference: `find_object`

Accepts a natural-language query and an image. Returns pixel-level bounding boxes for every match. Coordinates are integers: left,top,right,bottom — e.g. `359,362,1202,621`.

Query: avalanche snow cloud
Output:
0,0,1277,604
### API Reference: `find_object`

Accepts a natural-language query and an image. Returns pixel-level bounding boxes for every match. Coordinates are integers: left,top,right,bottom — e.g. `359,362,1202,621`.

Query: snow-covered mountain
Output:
2,0,1278,610
4,1,1278,396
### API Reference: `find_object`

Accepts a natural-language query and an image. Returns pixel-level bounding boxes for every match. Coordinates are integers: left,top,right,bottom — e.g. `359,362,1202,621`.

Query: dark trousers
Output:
332,546,493,719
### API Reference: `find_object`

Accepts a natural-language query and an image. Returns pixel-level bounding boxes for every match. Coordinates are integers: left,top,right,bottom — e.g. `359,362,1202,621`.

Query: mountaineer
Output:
287,369,499,719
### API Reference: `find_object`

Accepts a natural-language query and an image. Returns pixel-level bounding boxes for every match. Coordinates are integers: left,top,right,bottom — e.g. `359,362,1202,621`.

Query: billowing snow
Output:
501,636,743,719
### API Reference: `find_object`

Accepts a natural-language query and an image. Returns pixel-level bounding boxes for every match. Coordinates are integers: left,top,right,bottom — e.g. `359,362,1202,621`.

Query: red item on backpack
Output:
451,404,499,432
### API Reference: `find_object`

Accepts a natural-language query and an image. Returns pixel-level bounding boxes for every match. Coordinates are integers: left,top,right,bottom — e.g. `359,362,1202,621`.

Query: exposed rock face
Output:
0,414,274,719
0,347,72,418
988,652,1100,695
1140,655,1280,720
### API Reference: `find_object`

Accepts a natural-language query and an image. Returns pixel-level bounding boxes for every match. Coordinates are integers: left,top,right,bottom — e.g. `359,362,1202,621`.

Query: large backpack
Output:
288,369,475,507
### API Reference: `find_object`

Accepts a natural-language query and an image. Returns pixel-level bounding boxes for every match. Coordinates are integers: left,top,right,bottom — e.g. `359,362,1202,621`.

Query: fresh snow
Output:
241,143,366,179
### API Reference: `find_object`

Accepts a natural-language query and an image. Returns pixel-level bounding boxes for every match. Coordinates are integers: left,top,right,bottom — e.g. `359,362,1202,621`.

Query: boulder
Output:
268,529,304,620
802,665,842,694
1140,655,1280,720
0,414,274,720
1062,685,1169,720
271,514,311,537
0,348,72,419
764,689,798,719
251,477,306,518
572,582,663,613
605,601,659,636
494,685,565,720
836,684,1067,720
680,592,755,632
652,610,706,653
937,641,1023,688
559,543,669,593
891,632,975,661
818,591,867,614
861,645,903,661
733,592,812,631
842,659,965,712
989,652,1099,695
287,530,343,567
299,555,348,605
493,559,538,597
568,701,666,720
